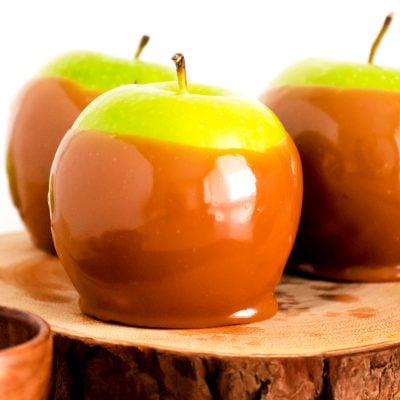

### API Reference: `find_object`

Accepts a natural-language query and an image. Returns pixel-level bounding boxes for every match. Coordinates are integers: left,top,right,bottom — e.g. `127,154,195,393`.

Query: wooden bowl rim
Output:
0,305,51,357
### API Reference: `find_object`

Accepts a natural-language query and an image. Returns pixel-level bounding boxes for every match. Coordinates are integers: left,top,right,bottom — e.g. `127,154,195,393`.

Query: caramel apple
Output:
7,36,175,253
261,14,400,281
49,54,302,328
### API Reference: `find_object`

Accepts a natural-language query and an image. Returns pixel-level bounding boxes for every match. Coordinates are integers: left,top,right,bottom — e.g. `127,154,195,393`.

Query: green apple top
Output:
40,35,176,92
270,58,400,91
271,13,400,91
71,53,287,152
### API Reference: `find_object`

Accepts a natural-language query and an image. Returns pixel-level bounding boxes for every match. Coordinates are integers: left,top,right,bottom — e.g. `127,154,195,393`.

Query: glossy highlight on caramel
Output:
7,77,98,253
262,85,400,282
50,130,302,328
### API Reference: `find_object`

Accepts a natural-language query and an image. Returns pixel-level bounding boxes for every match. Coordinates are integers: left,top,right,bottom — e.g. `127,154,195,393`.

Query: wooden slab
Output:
1,232,400,399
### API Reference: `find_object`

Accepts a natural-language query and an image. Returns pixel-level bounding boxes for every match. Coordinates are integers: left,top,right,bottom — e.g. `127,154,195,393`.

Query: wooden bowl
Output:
0,306,52,400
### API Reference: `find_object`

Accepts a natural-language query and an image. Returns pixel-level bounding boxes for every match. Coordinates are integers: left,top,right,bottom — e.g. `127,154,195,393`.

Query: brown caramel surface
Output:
7,77,98,253
50,130,302,328
262,85,400,281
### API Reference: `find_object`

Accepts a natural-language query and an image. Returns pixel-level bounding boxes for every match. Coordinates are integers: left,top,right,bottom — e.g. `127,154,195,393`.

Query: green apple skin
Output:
261,58,400,282
270,58,400,90
7,51,175,254
72,82,286,150
49,82,303,328
41,51,176,91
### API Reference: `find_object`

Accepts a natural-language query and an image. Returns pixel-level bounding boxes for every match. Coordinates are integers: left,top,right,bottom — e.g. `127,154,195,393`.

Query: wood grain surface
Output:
1,232,400,399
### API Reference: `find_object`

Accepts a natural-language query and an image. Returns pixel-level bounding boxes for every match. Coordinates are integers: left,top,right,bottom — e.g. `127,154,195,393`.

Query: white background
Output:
1,0,400,233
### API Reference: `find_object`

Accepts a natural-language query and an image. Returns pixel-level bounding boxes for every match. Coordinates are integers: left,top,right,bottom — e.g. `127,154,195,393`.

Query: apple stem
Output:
368,13,394,64
172,53,188,94
134,35,150,60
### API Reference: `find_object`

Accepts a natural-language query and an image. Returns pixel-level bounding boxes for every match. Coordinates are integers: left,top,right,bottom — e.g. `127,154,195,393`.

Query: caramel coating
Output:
50,130,302,327
262,86,400,281
7,77,97,253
